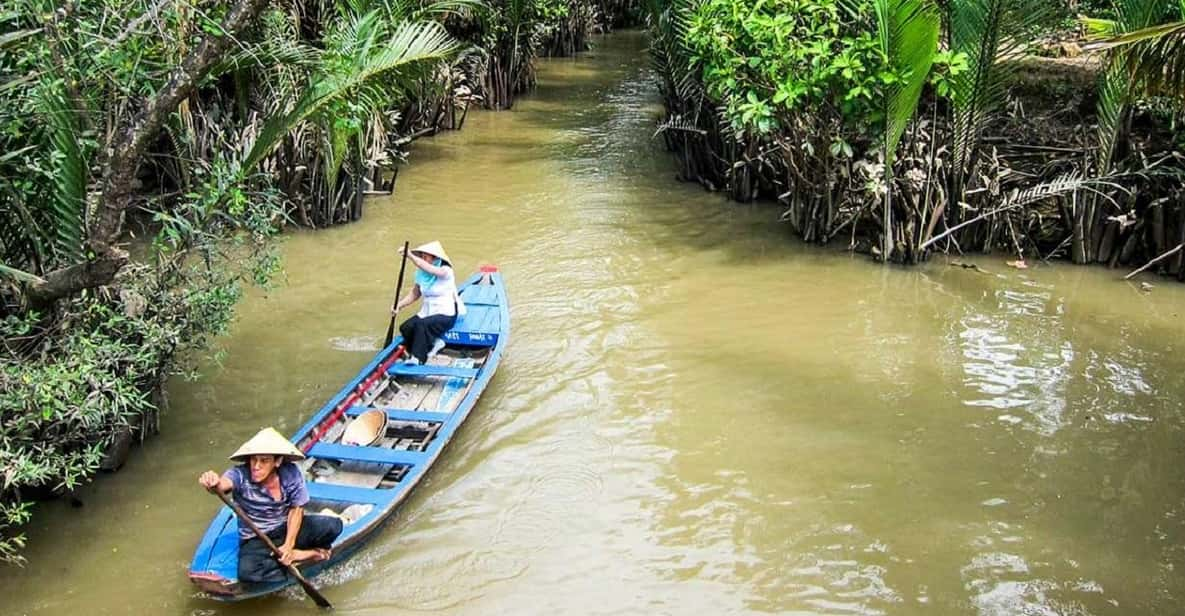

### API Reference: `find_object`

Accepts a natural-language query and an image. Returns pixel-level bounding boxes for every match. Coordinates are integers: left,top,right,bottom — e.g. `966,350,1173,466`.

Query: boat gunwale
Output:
188,271,509,600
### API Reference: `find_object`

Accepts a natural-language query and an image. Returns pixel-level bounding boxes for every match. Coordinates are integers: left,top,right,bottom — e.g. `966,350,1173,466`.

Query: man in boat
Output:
198,427,343,583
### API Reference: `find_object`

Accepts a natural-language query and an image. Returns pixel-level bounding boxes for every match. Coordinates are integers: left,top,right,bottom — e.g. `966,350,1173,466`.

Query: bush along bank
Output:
642,0,1185,278
0,0,635,565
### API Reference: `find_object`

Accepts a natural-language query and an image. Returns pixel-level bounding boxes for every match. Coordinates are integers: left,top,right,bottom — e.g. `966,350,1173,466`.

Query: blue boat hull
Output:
189,270,509,600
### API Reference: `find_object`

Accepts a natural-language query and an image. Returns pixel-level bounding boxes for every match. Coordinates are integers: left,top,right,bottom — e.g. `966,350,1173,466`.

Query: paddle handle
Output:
214,490,332,609
383,241,411,348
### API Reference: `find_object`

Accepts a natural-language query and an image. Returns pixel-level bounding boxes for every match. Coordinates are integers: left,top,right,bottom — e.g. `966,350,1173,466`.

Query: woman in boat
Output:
198,427,343,584
393,240,465,365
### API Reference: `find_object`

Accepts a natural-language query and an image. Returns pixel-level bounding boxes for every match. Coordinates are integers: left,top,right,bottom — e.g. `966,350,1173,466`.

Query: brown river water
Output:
4,30,1185,616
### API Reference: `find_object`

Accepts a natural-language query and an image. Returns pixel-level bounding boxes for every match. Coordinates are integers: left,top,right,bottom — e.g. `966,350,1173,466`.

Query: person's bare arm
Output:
405,251,449,277
277,506,304,565
394,285,421,312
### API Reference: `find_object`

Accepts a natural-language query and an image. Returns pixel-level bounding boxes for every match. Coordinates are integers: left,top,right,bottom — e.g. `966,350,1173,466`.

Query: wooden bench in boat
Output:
307,482,390,504
307,442,429,466
387,364,479,379
344,406,452,423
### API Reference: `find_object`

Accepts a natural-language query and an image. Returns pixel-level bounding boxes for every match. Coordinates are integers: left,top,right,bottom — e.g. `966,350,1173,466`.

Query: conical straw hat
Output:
412,240,451,265
342,409,387,446
229,427,306,462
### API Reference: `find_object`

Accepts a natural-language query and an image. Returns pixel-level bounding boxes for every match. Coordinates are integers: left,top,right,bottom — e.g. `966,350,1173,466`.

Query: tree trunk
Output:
28,0,272,307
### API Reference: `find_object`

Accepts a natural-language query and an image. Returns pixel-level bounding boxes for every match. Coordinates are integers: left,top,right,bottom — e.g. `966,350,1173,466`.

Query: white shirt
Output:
417,267,463,318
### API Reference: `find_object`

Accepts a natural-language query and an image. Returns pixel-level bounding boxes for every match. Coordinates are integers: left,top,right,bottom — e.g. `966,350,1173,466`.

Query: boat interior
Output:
293,345,491,524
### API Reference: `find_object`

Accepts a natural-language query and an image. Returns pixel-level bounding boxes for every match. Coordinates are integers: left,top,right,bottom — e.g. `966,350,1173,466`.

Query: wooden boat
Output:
188,267,508,600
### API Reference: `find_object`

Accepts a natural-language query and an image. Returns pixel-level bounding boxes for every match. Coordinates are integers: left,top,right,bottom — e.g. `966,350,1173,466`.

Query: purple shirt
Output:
225,462,310,540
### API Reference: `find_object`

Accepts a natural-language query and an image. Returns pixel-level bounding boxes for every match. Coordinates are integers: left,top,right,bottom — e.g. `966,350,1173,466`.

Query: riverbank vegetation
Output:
0,0,637,564
644,0,1185,277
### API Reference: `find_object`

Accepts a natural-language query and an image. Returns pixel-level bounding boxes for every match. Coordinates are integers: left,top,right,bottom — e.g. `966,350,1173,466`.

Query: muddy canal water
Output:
4,30,1185,616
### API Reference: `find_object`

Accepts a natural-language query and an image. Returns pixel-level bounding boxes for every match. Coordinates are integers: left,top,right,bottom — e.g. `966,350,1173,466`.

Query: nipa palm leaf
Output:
1087,20,1185,104
37,82,87,266
1085,0,1173,171
948,0,1055,178
239,18,460,178
875,0,940,168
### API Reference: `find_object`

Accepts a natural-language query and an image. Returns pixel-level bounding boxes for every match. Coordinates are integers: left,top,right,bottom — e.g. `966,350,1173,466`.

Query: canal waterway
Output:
3,30,1185,616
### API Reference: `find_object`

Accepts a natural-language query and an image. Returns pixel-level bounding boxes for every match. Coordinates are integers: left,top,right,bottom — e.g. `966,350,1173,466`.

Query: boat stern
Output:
188,571,242,598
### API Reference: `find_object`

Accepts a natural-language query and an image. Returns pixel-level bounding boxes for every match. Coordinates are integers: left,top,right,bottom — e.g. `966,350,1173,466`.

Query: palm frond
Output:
0,198,48,274
1081,17,1119,40
1087,20,1185,102
1085,0,1173,171
876,0,940,166
37,82,87,265
921,172,1092,250
653,114,707,137
239,18,459,177
1115,0,1173,35
407,0,485,20
1095,62,1128,171
0,261,46,284
321,118,352,195
948,0,1056,179
207,38,319,79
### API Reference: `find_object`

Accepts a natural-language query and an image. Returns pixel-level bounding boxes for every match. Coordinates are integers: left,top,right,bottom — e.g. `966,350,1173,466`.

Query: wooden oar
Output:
383,240,411,348
214,491,332,609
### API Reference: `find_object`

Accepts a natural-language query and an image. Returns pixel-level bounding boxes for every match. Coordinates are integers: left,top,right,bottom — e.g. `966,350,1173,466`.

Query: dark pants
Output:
400,313,457,363
238,514,343,584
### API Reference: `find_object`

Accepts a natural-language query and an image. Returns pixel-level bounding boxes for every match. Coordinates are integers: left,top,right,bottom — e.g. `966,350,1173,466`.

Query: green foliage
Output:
0,7,89,276
947,0,1057,184
929,51,969,97
684,0,889,135
0,157,283,564
875,0,940,163
1105,19,1185,101
36,81,88,265
874,0,939,258
241,14,460,178
0,500,31,564
1086,0,1177,173
1085,0,1185,113
0,0,470,564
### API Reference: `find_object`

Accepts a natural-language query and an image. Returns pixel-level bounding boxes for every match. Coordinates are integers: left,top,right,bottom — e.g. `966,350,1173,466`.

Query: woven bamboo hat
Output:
342,409,388,446
412,240,451,265
229,427,306,462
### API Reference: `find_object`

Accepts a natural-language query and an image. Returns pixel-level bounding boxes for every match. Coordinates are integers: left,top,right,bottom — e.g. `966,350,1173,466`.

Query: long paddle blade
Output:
296,575,333,609
383,240,411,348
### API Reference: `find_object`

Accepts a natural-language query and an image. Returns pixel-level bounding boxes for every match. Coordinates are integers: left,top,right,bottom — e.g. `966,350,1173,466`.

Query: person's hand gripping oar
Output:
383,240,411,350
203,482,332,609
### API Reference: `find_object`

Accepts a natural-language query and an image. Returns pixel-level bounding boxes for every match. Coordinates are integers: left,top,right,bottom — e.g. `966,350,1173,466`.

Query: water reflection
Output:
2,30,1185,616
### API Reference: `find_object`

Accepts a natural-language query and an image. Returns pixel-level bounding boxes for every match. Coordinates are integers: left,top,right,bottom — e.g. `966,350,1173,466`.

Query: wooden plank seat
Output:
344,406,452,423
307,443,429,466
387,364,479,379
307,481,391,504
